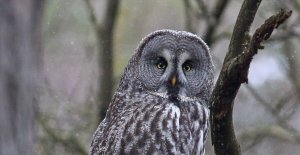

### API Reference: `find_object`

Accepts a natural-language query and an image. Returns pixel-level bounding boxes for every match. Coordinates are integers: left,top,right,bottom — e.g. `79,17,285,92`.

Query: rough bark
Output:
209,0,292,154
0,0,45,154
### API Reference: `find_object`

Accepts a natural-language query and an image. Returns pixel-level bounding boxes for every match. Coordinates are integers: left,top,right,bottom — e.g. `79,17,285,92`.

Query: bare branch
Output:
249,10,292,50
210,1,263,154
210,0,292,153
234,9,292,83
84,0,102,32
183,0,195,33
204,0,230,46
195,0,208,17
97,0,120,122
83,0,120,122
183,0,230,45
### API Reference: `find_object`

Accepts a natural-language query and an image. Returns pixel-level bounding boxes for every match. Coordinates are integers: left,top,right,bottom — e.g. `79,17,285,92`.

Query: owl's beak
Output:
171,76,177,86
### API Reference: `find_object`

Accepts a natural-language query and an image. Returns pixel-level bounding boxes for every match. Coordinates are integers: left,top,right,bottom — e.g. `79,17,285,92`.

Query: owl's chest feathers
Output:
112,91,207,128
101,92,209,154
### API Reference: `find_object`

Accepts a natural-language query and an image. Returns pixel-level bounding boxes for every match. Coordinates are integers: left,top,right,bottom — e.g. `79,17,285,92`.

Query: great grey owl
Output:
89,29,214,155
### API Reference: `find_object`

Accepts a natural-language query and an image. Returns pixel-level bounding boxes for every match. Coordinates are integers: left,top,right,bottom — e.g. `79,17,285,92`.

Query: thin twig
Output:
195,0,208,18
204,0,230,46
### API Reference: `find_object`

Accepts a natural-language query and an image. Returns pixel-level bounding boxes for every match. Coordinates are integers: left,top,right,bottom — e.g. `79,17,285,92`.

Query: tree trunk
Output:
0,0,45,154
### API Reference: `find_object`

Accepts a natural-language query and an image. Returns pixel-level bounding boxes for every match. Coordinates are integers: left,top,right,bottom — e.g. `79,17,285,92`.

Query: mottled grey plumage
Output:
89,29,214,155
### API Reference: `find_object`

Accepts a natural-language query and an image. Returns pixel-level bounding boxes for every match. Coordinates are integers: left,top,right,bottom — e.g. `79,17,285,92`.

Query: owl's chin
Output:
168,94,178,101
168,95,181,107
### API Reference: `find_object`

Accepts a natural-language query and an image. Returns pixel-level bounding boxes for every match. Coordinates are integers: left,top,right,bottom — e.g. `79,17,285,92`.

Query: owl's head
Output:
123,30,214,103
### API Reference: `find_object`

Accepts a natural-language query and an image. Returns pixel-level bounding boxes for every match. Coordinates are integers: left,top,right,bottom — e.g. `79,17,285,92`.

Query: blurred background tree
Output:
0,0,45,154
1,0,299,154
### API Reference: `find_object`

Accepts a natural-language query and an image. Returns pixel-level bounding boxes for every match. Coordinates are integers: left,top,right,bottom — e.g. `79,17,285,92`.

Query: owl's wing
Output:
88,119,108,155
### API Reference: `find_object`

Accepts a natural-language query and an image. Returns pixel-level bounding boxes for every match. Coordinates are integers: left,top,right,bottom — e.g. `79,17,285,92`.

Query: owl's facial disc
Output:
138,33,213,101
140,47,197,100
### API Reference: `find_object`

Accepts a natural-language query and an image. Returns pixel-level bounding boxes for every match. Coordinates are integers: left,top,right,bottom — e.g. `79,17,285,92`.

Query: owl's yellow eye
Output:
183,65,191,71
183,61,192,72
156,62,166,69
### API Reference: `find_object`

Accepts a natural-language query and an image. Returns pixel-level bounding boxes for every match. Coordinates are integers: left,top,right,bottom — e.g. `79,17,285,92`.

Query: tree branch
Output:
210,1,263,154
183,0,230,45
183,0,195,33
84,0,102,32
210,0,292,153
204,0,230,46
194,0,208,17
83,0,120,122
97,0,120,122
